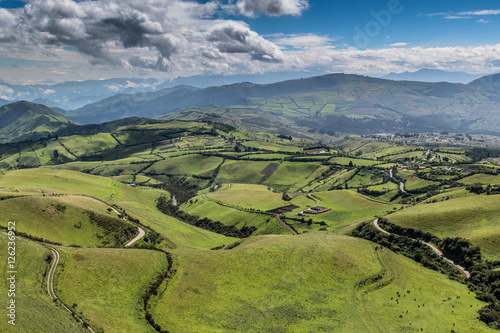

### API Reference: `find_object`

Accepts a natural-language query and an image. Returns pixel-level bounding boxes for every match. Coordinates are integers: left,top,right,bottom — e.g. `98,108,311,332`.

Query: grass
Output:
181,196,284,234
294,190,390,227
459,173,500,185
0,196,131,247
57,247,167,333
328,156,381,166
145,154,223,176
264,161,323,189
387,194,500,260
151,233,489,332
206,184,289,211
0,234,86,333
215,160,271,184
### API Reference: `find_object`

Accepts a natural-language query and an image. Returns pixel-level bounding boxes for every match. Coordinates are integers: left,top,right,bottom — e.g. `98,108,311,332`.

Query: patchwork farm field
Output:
0,120,499,332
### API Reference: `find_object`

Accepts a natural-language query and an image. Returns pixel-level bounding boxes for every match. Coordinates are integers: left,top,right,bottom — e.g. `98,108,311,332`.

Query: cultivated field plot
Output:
205,184,289,212
293,190,390,227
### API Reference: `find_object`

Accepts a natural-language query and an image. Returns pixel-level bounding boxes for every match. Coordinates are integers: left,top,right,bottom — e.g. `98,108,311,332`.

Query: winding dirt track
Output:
125,227,145,247
373,219,470,278
46,246,97,333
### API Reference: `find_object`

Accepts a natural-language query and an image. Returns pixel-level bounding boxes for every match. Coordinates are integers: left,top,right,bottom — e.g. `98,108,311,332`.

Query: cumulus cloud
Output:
0,0,290,74
236,0,309,17
208,21,284,62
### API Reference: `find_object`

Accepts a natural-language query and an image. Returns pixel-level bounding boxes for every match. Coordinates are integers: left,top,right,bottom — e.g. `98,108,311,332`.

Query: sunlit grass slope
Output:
0,234,85,333
57,247,167,333
387,194,500,260
152,233,489,332
295,190,390,227
0,168,236,250
0,196,129,246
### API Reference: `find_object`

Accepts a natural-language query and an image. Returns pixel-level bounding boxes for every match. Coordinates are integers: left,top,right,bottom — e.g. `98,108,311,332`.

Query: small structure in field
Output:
303,206,331,214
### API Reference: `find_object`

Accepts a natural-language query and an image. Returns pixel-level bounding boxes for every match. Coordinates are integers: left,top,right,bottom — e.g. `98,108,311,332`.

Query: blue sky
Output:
0,0,499,85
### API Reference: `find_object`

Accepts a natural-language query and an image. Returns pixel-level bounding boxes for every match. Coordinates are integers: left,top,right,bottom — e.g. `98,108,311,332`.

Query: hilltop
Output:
65,73,500,136
0,101,74,143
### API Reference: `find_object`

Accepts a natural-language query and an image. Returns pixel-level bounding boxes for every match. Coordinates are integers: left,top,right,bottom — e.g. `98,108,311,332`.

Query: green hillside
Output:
151,234,490,332
387,195,500,260
0,234,86,333
57,247,168,333
0,101,74,144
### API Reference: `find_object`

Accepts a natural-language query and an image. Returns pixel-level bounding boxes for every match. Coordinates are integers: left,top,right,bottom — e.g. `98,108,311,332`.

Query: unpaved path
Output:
46,246,96,333
125,227,145,247
275,214,297,235
110,207,146,247
307,193,320,206
373,219,470,278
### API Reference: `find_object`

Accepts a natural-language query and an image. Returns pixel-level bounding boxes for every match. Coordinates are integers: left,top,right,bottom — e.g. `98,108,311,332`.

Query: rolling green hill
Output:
0,234,86,333
0,101,74,143
151,234,490,332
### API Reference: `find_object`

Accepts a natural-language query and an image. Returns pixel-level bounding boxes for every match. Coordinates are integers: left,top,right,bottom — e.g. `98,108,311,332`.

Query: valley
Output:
0,114,498,332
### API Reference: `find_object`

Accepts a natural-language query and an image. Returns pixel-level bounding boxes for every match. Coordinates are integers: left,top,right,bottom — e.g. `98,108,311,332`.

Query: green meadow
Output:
57,247,167,333
0,234,86,333
151,233,489,332
387,195,500,260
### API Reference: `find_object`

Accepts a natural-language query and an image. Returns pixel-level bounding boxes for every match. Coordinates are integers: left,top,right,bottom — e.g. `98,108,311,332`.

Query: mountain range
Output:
2,72,500,143
68,73,500,136
382,68,486,84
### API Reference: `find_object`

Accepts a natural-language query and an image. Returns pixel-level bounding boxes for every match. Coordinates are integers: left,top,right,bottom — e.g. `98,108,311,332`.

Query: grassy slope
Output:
0,169,236,250
181,195,290,235
152,233,490,332
57,247,167,333
387,195,500,260
0,234,86,333
0,196,126,246
301,190,390,227
205,184,290,211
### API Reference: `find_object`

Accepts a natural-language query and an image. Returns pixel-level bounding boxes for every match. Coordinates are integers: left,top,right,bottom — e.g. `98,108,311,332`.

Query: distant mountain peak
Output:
382,68,485,84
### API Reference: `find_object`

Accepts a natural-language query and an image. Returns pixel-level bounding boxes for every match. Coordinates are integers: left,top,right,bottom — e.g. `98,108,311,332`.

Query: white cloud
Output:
458,9,500,16
428,9,500,20
43,89,56,95
389,42,407,47
236,0,309,17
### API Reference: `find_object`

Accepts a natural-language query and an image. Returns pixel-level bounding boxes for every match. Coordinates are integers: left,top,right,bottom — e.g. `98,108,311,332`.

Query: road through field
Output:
373,219,470,278
125,227,145,247
46,246,97,333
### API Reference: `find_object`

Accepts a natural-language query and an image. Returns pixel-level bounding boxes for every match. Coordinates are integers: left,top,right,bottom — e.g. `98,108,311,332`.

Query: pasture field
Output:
296,190,390,227
181,196,287,235
215,160,271,184
387,195,500,260
459,173,500,185
0,234,86,333
264,161,323,189
205,184,289,211
0,196,130,247
151,234,489,332
57,247,167,333
145,154,223,176
241,141,303,152
328,156,382,166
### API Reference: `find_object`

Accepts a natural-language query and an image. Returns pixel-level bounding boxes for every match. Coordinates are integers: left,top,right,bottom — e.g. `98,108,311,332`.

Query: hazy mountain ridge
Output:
71,73,500,135
382,68,484,84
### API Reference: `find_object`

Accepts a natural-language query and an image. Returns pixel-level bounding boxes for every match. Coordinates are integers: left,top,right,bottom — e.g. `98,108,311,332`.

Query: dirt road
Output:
373,219,470,278
125,227,145,247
